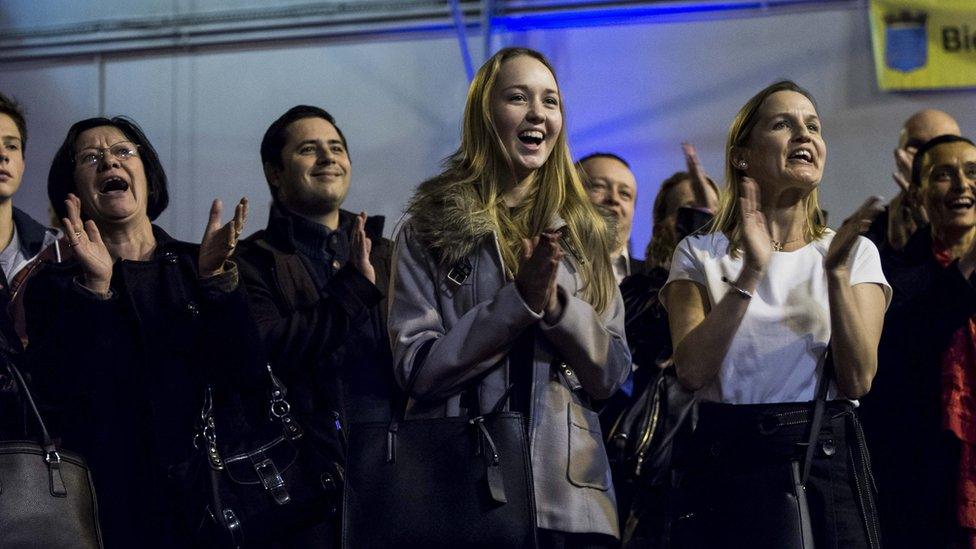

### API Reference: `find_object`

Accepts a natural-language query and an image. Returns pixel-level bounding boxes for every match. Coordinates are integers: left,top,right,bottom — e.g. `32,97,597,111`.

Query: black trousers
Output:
670,401,881,549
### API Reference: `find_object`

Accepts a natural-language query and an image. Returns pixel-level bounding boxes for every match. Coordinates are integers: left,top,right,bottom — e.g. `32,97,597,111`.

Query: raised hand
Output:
891,146,914,194
739,177,772,272
515,232,563,314
825,196,885,273
199,197,247,278
349,212,375,284
63,193,114,294
683,142,719,212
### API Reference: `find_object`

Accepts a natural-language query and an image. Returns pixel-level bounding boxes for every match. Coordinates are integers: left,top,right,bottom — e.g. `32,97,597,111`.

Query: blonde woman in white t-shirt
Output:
661,81,889,549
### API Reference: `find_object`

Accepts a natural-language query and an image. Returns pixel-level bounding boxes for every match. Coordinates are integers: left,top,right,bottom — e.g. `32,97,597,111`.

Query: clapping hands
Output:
349,212,375,284
199,197,248,278
62,194,114,295
515,231,564,318
824,196,885,273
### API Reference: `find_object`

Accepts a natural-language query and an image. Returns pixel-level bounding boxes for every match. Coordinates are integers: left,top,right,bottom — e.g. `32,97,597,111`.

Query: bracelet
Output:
721,276,753,299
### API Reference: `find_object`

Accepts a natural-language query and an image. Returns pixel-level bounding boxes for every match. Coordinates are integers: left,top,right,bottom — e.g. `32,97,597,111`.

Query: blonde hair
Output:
426,47,616,313
710,80,827,255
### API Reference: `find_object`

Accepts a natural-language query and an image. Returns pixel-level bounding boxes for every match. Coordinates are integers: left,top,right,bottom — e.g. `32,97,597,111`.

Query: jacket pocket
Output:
566,400,611,490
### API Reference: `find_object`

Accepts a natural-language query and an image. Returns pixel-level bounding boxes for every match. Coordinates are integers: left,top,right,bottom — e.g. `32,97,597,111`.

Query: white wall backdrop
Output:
1,3,974,256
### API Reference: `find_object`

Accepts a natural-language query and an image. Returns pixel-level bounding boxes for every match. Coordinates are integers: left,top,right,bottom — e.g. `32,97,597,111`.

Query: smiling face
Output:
582,156,636,251
737,90,826,193
73,125,149,224
0,113,24,201
490,55,563,182
919,141,976,239
267,116,351,218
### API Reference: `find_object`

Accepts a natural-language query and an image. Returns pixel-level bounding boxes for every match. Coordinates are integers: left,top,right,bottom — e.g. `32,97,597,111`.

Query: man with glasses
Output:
233,105,394,547
0,92,62,437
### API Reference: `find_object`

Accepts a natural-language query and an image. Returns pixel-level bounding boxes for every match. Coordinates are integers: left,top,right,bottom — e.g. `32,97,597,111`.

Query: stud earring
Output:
737,161,748,169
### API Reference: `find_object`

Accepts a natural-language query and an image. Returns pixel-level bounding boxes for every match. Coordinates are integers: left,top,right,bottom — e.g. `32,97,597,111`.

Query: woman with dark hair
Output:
24,116,267,548
662,81,890,547
860,134,976,548
388,47,631,546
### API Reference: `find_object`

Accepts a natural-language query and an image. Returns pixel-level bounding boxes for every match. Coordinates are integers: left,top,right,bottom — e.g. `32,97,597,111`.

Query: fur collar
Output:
406,175,618,268
406,176,498,267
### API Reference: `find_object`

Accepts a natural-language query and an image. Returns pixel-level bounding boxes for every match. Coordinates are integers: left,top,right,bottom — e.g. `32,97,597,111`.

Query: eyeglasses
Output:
74,141,140,167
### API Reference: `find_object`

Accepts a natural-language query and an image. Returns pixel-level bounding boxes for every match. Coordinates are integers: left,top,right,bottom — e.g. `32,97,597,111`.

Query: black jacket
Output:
24,225,267,549
859,229,976,548
234,206,393,443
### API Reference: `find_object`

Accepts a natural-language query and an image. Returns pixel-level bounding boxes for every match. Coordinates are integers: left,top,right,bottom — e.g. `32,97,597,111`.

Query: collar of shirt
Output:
286,208,351,271
0,225,23,287
612,247,630,285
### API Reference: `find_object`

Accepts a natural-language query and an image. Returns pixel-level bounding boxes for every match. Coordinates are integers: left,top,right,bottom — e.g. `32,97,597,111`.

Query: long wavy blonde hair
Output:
431,47,616,313
710,80,827,255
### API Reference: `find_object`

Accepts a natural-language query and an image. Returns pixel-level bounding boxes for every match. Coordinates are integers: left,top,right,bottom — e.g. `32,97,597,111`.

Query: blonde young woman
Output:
388,47,631,546
662,81,890,548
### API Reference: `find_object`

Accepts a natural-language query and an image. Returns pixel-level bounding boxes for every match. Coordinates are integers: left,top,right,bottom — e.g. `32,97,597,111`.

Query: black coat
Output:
24,225,267,549
859,229,976,548
234,206,393,450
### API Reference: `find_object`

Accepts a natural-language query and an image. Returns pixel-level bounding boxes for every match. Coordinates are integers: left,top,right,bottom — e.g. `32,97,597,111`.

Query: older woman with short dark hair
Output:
25,116,261,548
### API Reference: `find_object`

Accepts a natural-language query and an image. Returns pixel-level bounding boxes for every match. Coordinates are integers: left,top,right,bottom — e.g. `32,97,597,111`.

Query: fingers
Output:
894,147,913,175
891,171,911,194
84,220,103,246
740,177,760,214
234,197,248,235
682,142,701,175
854,196,885,223
207,198,223,232
62,217,80,248
65,194,83,226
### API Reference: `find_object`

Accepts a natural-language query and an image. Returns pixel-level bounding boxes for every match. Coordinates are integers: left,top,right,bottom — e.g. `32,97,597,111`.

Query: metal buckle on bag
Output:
446,258,472,286
254,457,291,505
44,450,61,464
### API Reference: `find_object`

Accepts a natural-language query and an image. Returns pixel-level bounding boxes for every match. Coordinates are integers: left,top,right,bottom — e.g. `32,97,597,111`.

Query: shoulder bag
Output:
0,359,103,549
191,363,343,548
342,339,538,548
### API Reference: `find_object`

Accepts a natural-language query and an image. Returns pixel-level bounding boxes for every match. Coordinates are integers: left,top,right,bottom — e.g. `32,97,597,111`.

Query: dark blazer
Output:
859,229,976,548
23,225,267,549
234,206,393,435
627,256,647,279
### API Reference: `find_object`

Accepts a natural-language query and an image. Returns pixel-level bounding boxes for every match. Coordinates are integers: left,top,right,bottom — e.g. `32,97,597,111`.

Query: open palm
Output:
62,194,113,294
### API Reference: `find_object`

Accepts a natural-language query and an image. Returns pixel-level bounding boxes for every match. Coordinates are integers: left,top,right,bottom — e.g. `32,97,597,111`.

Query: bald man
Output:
868,109,962,250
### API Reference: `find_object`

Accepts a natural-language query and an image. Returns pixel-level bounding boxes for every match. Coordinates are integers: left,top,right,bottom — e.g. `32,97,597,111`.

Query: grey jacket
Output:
388,218,631,537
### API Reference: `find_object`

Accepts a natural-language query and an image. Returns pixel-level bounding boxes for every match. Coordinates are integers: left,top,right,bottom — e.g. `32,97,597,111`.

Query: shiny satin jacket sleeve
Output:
387,223,543,402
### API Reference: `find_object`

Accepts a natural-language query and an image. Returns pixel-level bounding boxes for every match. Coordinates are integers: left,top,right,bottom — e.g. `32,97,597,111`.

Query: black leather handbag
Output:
342,360,538,548
606,365,695,487
0,360,103,549
193,364,342,548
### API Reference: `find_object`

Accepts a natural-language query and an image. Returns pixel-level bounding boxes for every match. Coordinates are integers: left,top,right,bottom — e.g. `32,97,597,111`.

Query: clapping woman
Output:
388,47,631,546
24,117,263,548
662,81,890,547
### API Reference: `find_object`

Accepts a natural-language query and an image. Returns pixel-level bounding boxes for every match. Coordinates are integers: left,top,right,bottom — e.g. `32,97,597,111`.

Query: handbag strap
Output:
800,344,833,485
2,355,59,459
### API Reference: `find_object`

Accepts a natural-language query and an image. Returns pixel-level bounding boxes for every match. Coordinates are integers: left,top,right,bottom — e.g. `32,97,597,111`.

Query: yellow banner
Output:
869,0,976,90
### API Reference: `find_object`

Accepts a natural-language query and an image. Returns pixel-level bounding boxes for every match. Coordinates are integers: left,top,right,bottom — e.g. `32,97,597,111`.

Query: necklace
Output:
770,236,804,252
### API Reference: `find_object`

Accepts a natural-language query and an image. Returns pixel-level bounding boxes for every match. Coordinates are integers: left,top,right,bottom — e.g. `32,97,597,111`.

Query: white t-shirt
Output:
662,230,891,404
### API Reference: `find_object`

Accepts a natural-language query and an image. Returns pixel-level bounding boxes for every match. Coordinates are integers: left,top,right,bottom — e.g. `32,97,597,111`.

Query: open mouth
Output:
99,176,130,195
947,196,975,212
787,149,814,164
518,130,544,147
